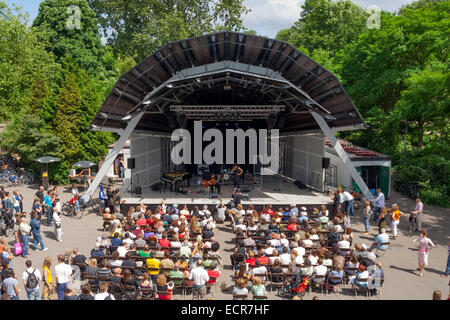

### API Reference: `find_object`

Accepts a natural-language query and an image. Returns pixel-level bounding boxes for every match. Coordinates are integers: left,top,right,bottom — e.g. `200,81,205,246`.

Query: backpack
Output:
26,269,38,289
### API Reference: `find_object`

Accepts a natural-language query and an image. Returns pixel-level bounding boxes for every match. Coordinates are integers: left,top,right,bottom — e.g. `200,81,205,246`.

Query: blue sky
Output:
5,0,416,38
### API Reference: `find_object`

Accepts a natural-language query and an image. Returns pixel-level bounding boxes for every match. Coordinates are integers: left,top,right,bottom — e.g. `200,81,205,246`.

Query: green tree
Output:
53,72,83,164
276,0,368,55
395,61,449,149
0,110,61,164
33,0,106,77
0,1,60,119
89,0,249,60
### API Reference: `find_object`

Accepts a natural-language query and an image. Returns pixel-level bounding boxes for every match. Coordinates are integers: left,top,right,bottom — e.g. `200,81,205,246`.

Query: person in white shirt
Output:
53,208,62,242
95,282,115,300
19,217,31,257
264,244,275,256
293,242,306,257
55,254,73,300
279,247,291,265
189,259,209,300
312,258,328,284
279,233,289,248
234,218,247,232
201,205,210,217
342,190,355,217
22,260,42,300
117,242,129,258
251,261,268,281
338,239,351,256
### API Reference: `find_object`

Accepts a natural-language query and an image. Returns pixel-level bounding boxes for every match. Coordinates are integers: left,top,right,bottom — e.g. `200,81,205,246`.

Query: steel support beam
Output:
311,111,374,201
82,112,145,203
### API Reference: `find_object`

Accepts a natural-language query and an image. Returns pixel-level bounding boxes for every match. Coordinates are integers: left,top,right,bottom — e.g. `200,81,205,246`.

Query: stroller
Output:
278,274,313,300
0,213,14,237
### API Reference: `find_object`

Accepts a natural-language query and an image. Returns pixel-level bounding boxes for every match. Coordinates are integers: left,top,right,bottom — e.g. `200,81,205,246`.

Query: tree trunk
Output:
417,121,424,150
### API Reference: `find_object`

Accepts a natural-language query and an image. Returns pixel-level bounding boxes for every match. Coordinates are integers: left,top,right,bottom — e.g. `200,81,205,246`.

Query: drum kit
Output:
221,169,232,182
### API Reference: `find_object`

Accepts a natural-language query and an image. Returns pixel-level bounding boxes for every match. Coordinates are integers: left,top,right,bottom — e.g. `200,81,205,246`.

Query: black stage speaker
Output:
210,193,219,199
322,157,330,169
127,158,136,169
134,186,142,195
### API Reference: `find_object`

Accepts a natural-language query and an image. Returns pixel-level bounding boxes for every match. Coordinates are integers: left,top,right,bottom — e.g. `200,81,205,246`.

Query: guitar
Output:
202,177,217,188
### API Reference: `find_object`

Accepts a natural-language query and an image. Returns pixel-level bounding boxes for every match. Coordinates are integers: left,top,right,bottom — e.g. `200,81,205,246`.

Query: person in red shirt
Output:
266,204,274,216
256,250,269,266
207,265,220,285
245,250,256,267
159,232,171,250
287,217,298,232
136,214,147,227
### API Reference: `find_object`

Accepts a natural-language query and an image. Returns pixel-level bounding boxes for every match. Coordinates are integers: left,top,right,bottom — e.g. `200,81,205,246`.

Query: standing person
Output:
12,190,21,215
362,200,372,235
390,204,404,240
232,163,243,190
22,260,41,300
99,186,107,216
370,188,385,222
328,189,340,219
42,257,54,300
53,208,62,242
30,213,47,251
440,241,450,278
411,198,424,232
106,187,114,212
114,156,120,177
19,216,31,258
4,192,13,218
342,189,355,217
32,199,42,221
55,254,73,300
43,191,53,226
378,207,388,234
119,156,125,179
413,230,435,277
189,259,209,300
35,186,45,206
2,269,19,300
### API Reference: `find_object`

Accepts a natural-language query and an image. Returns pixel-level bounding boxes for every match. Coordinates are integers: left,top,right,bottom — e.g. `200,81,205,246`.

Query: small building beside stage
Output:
325,139,391,198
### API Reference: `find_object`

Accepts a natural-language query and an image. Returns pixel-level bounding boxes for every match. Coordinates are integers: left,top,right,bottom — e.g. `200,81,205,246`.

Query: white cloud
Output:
243,0,417,38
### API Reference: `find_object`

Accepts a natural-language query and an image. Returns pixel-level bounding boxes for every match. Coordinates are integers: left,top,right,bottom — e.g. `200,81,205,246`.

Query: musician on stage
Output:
232,163,243,190
209,172,221,194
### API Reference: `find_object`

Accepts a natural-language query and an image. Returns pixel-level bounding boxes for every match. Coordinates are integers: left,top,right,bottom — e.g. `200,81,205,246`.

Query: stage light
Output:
166,84,174,88
122,115,132,121
196,78,201,83
143,100,151,105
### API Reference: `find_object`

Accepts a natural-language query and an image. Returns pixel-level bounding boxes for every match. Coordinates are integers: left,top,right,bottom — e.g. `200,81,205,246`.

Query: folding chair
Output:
84,275,98,293
310,274,326,294
326,276,343,295
269,273,284,292
232,294,248,300
375,242,390,257
252,295,268,300
183,279,194,298
140,287,155,300
170,276,185,296
206,276,218,297
123,284,139,300
110,282,125,300
352,279,370,297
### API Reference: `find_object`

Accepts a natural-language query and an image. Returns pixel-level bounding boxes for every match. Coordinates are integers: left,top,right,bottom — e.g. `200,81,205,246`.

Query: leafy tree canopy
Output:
88,0,249,61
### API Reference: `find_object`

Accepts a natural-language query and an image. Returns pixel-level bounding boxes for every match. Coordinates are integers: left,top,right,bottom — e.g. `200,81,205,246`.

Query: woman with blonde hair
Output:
390,204,404,240
156,274,173,300
42,257,54,300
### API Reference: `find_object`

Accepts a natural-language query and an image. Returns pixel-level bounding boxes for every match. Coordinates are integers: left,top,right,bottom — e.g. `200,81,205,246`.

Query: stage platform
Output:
122,175,331,208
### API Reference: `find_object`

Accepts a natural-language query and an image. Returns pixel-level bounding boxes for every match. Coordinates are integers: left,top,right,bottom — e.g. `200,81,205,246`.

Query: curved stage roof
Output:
91,31,366,133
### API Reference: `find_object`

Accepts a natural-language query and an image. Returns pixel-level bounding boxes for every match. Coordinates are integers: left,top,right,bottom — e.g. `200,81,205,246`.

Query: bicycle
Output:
62,201,85,219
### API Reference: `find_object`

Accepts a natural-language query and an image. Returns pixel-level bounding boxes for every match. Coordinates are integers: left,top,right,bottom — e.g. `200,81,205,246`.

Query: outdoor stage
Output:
121,175,331,207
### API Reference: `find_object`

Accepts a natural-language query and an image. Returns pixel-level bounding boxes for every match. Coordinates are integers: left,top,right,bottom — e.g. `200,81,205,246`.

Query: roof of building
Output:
91,31,366,134
325,138,391,161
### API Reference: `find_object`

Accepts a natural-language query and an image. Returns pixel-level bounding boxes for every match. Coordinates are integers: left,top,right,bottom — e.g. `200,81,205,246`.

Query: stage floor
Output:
122,175,331,206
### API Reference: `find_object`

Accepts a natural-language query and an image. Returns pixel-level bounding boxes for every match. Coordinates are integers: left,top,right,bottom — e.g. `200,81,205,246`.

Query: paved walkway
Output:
7,184,449,300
